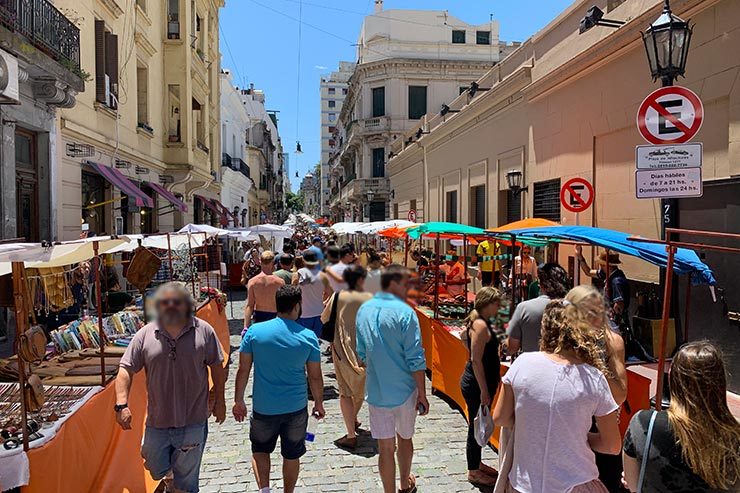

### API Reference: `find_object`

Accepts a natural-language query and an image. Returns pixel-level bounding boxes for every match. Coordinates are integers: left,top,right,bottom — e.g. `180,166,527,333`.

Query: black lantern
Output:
505,169,526,196
641,0,692,86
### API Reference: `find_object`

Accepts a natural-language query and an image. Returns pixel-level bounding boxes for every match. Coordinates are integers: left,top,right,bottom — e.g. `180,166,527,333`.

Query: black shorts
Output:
250,407,308,460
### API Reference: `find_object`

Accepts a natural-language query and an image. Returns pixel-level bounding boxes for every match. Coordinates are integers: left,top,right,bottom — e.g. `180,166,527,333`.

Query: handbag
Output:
473,404,495,447
125,247,162,291
24,374,45,412
637,410,659,493
321,293,339,343
18,326,47,363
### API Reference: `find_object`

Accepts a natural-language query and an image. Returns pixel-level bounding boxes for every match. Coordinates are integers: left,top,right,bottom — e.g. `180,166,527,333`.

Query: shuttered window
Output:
408,86,427,120
446,190,458,223
470,185,486,228
372,86,385,117
372,148,385,178
533,179,561,222
95,20,118,108
506,190,521,223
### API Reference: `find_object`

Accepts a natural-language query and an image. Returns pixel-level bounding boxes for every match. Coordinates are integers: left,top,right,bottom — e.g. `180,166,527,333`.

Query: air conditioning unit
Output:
0,49,20,104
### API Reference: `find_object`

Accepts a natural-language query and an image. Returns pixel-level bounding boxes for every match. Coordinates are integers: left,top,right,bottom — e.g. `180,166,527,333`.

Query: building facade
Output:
388,0,740,384
55,0,224,240
328,4,513,222
0,1,84,243
319,61,355,218
299,172,319,218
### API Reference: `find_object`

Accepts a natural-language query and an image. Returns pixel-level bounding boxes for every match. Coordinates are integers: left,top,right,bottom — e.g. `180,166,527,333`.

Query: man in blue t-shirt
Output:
233,285,324,493
307,236,325,263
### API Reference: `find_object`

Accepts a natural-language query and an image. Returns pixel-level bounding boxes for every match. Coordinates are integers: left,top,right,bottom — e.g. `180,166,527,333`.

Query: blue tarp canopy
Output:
502,225,716,285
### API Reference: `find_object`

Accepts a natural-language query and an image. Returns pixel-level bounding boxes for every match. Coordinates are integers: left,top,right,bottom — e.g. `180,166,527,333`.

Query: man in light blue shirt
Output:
233,286,325,493
356,264,428,493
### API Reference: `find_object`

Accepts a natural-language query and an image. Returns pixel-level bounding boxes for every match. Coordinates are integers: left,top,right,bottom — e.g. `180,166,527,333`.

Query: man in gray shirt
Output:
506,263,569,354
115,282,226,493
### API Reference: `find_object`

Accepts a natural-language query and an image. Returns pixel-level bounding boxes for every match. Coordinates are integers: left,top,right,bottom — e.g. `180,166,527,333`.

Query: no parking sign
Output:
636,86,703,145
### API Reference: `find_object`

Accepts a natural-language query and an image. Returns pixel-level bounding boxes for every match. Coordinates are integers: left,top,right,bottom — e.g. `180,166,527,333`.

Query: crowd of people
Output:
111,234,739,493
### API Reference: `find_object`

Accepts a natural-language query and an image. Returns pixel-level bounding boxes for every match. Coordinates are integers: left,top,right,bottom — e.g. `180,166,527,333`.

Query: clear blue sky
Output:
219,0,575,191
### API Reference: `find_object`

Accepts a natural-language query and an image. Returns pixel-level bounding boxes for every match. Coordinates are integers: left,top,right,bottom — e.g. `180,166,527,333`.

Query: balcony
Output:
360,116,391,133
222,153,250,179
0,0,81,71
339,177,390,203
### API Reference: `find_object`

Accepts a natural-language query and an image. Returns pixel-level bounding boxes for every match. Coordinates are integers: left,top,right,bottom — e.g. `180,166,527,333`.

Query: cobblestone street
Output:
199,294,497,492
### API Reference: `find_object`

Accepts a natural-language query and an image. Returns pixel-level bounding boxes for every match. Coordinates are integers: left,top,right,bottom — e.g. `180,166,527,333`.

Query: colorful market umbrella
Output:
406,222,486,239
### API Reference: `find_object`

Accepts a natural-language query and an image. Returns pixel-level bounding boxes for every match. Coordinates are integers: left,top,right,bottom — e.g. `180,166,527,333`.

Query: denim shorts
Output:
297,316,323,339
250,407,308,460
141,422,208,493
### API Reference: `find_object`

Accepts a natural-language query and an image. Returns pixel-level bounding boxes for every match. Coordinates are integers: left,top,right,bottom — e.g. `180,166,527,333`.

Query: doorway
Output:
15,129,39,241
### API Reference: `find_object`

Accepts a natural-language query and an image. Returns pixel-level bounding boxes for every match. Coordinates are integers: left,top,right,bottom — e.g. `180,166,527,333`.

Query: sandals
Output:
398,474,417,493
334,435,358,449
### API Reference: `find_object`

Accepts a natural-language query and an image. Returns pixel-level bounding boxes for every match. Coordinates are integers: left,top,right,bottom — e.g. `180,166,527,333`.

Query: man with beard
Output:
115,282,226,493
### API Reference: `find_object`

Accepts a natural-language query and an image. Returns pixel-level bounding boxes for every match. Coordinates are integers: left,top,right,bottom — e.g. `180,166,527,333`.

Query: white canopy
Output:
104,233,209,253
178,224,231,236
330,222,365,235
331,220,415,235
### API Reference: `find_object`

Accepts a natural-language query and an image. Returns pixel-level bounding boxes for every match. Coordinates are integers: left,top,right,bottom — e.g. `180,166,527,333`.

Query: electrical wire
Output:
220,24,245,87
295,0,303,147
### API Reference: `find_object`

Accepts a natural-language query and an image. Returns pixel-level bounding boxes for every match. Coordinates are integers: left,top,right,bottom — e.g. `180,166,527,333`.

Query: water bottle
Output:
305,413,320,443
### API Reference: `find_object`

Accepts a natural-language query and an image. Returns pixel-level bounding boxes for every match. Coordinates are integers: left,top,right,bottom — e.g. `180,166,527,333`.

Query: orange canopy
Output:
378,225,415,238
487,218,558,232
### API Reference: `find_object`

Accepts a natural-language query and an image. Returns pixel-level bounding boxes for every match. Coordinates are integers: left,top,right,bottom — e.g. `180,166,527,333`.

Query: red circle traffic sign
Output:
407,209,417,222
560,178,594,213
636,86,703,145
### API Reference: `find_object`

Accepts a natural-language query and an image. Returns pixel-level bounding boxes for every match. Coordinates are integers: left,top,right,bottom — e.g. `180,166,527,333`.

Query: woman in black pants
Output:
460,287,502,487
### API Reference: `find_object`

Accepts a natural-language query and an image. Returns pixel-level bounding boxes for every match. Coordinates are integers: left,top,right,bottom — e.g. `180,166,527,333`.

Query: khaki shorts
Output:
368,390,418,440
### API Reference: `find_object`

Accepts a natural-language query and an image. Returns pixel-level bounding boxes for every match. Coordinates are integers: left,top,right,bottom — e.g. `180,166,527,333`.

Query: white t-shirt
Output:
365,268,382,294
328,262,349,293
296,267,326,318
501,351,618,493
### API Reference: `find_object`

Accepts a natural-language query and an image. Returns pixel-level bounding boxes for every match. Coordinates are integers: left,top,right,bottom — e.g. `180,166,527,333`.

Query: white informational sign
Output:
635,143,702,170
635,168,703,199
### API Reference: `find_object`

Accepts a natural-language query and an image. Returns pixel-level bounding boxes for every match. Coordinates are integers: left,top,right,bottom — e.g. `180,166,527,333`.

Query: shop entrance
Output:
15,128,39,241
678,179,740,392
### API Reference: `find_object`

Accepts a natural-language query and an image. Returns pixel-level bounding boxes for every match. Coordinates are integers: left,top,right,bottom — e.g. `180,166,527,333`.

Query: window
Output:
328,113,336,122
506,190,521,223
476,30,491,45
192,97,204,147
408,86,427,120
94,20,119,108
369,202,385,221
342,88,348,95
328,100,336,108
452,30,466,44
167,0,180,39
533,178,561,222
136,65,149,126
470,185,486,228
372,148,385,178
167,84,181,142
328,87,335,95
328,126,336,133
410,199,417,213
393,203,399,219
446,191,458,223
372,86,385,117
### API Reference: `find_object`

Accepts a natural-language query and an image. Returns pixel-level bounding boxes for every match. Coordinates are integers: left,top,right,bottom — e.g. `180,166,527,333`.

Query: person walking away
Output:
566,285,628,491
326,244,355,293
292,250,332,339
476,239,501,288
243,251,285,336
274,254,295,284
356,264,428,493
115,282,226,493
241,242,262,286
308,236,325,263
364,250,383,295
460,287,502,487
622,341,739,493
493,299,622,493
506,263,568,355
321,264,373,449
233,286,325,493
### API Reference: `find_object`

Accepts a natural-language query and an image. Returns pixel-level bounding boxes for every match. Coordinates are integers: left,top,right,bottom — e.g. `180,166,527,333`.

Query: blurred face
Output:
386,274,410,299
479,301,500,319
157,290,189,327
522,247,531,257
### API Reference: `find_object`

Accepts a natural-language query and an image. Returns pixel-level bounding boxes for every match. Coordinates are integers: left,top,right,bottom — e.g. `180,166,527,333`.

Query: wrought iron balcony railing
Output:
0,0,81,70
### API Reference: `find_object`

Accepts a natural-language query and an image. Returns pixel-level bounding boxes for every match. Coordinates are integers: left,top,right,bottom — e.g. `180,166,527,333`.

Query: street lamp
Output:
641,0,692,87
505,169,527,197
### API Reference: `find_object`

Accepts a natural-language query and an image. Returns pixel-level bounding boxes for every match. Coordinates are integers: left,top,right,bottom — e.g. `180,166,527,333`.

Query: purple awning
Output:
87,162,154,208
147,182,188,212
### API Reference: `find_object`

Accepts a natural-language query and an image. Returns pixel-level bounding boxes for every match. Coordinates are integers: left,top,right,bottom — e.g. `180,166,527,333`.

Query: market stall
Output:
0,234,230,492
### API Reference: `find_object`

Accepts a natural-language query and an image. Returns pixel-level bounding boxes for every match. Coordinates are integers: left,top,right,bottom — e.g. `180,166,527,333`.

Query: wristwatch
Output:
114,403,128,412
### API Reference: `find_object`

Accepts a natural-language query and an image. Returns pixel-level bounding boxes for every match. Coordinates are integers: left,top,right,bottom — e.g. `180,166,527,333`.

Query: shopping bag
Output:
473,404,494,447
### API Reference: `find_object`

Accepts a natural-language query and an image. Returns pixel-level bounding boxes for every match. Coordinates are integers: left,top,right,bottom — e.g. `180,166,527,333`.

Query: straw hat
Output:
598,251,622,265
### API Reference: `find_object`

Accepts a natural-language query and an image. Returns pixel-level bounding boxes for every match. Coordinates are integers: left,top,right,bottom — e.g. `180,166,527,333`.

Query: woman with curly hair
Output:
493,297,622,493
622,341,740,492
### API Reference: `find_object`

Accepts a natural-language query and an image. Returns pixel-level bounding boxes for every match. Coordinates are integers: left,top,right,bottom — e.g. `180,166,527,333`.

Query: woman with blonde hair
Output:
460,287,503,486
493,298,622,493
623,341,740,492
566,285,628,491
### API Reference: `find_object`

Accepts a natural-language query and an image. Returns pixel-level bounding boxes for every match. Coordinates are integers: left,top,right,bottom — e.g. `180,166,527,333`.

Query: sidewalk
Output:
199,294,497,492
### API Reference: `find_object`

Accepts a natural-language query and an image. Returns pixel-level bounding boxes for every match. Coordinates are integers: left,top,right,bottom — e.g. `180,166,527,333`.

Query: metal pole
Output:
204,235,211,291
604,249,612,302
404,236,409,267
434,233,440,319
214,232,223,291
655,245,676,411
187,233,196,297
683,278,691,343
575,212,581,286
166,233,174,282
463,234,468,304
93,241,106,387
11,262,29,451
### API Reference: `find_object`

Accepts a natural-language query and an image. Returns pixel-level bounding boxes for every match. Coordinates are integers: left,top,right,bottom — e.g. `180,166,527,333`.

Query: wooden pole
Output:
11,262,29,451
93,241,106,386
463,234,469,304
434,233,441,320
655,245,676,411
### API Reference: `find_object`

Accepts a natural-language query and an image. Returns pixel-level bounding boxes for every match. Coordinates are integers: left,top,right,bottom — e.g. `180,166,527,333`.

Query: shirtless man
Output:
243,251,285,336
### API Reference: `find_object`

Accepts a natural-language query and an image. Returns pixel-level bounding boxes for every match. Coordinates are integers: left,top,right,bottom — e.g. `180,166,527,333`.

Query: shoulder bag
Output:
320,293,339,343
637,410,659,493
24,374,45,412
19,326,47,363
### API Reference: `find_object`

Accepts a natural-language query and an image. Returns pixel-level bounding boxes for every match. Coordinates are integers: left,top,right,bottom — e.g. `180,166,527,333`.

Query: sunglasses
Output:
159,298,185,307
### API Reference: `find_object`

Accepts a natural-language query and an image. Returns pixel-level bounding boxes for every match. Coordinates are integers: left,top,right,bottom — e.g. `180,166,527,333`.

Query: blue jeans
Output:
141,422,208,493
